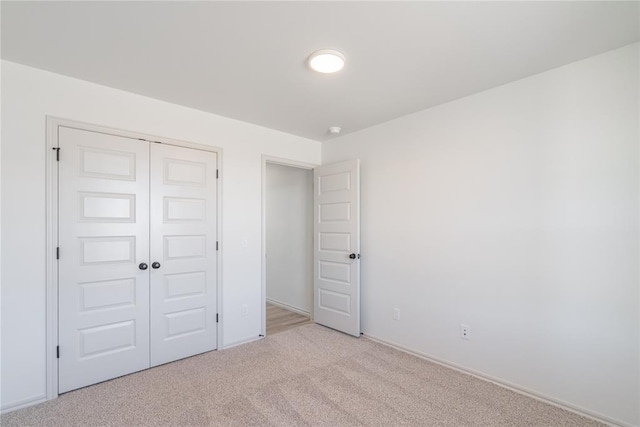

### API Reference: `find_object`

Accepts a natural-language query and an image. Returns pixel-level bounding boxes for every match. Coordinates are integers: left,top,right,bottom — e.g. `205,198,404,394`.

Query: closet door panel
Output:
58,127,150,393
149,144,217,367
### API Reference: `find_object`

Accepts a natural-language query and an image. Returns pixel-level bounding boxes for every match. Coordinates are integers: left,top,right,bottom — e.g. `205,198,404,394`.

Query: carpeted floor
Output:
2,324,601,426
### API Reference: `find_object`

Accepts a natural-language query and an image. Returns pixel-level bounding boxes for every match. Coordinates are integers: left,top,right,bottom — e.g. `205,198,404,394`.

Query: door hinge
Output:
52,147,60,161
216,313,219,323
56,346,60,359
216,241,219,251
56,247,60,260
216,169,219,179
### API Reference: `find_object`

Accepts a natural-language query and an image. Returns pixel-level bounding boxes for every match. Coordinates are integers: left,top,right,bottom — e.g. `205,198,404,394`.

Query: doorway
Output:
263,160,314,335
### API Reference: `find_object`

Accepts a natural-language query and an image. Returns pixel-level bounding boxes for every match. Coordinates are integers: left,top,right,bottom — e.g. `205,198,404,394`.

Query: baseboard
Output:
266,298,310,317
2,335,631,426
1,394,47,415
363,333,633,427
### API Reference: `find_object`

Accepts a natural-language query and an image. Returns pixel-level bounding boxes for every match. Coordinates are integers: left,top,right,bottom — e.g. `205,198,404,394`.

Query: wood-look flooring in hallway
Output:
266,303,312,335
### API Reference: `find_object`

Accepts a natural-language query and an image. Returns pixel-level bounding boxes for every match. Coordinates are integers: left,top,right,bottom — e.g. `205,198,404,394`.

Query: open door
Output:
313,159,360,337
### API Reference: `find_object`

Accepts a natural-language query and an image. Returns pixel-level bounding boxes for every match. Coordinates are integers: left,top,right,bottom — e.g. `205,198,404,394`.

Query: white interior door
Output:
149,143,218,367
58,127,150,393
313,159,361,337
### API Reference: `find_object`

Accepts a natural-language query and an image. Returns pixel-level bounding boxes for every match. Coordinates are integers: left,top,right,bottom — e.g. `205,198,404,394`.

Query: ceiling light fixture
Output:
308,49,345,73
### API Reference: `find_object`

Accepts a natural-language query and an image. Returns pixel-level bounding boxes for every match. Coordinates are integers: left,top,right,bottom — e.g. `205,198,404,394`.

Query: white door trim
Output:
260,155,318,337
45,116,223,401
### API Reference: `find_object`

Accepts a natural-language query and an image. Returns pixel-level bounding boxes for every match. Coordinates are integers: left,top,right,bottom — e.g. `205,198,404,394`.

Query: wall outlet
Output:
393,308,401,321
241,238,248,248
241,304,249,317
460,324,470,340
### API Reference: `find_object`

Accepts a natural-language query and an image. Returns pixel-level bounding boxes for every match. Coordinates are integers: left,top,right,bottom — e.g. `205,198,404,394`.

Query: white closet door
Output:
149,143,218,367
58,127,150,393
313,159,361,337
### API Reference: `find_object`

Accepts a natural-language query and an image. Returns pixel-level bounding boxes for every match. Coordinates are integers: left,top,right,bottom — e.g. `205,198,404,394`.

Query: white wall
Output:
323,44,639,426
0,61,321,411
265,163,313,314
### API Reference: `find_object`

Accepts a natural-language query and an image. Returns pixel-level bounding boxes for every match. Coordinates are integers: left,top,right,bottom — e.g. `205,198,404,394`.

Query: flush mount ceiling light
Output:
308,49,345,73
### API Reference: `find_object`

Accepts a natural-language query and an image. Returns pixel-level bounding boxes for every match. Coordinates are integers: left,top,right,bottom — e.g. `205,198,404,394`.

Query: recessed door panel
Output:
80,192,135,222
163,158,207,186
79,146,136,181
319,261,351,284
318,289,351,315
163,235,206,260
150,144,217,367
79,320,136,359
165,308,206,339
319,232,351,253
79,237,135,265
314,159,360,337
319,202,351,222
164,272,207,300
79,278,136,312
319,172,351,194
58,126,150,393
164,197,206,222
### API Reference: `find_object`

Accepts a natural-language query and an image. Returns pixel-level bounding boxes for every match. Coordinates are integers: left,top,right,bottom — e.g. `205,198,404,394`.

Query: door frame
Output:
260,155,318,337
45,116,223,401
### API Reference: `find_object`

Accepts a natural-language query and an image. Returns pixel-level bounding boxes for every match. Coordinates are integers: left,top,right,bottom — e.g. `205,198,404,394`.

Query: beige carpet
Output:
2,324,600,426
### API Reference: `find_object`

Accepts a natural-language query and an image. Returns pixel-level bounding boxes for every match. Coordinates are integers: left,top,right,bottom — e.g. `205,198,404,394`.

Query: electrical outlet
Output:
241,304,248,316
460,324,470,340
393,308,401,321
241,238,248,248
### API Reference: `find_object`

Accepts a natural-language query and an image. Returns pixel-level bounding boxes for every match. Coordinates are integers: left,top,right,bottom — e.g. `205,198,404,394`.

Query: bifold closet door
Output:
149,143,218,367
58,127,151,393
